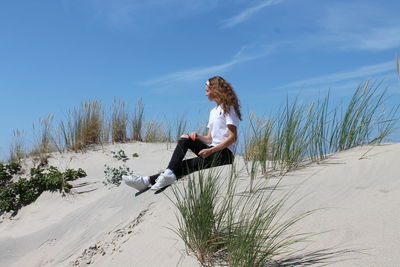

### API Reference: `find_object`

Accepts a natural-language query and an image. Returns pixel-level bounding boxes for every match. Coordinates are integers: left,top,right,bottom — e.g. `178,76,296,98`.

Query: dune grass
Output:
143,120,170,142
330,80,384,151
31,114,57,155
111,98,129,143
59,100,106,151
175,114,188,141
5,73,399,164
9,130,26,163
244,79,399,176
171,169,222,265
131,99,145,141
171,166,316,267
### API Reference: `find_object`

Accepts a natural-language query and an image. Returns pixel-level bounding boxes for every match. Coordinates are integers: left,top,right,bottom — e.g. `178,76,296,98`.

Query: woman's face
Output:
205,85,214,102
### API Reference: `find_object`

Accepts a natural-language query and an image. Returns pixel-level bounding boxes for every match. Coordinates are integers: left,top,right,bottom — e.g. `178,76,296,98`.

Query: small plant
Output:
0,164,86,214
111,149,129,162
132,153,139,157
103,164,133,186
0,162,22,187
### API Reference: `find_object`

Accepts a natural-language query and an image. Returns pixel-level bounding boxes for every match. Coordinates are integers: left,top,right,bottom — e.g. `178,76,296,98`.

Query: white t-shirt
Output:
207,105,240,153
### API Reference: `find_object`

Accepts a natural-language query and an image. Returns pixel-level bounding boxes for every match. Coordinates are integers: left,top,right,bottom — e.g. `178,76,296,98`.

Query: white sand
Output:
0,142,399,266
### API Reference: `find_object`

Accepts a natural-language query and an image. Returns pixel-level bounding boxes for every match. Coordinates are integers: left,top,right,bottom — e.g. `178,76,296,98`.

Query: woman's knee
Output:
178,136,192,143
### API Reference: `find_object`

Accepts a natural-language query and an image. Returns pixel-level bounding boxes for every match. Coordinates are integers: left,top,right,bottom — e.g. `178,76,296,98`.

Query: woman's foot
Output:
122,174,150,192
151,173,177,191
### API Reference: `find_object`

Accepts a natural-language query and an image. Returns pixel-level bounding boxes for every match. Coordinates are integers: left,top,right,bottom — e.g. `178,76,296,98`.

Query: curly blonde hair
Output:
207,76,242,120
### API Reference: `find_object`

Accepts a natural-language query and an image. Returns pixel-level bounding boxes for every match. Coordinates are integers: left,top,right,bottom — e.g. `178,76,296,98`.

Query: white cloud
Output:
348,26,400,51
140,44,275,86
277,61,396,91
221,0,286,29
316,2,400,51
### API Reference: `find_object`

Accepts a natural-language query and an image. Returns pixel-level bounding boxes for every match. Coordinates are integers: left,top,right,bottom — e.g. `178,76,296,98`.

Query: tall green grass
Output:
171,166,315,267
172,169,222,265
143,120,169,142
245,113,275,177
330,80,385,151
175,114,188,141
308,94,330,162
131,99,145,141
111,98,129,143
5,72,399,163
273,98,312,172
59,100,106,151
31,114,56,155
244,80,399,175
9,130,26,162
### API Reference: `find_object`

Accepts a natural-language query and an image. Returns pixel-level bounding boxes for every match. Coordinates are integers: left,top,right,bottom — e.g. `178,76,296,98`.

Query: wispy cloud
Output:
140,44,275,86
70,0,218,29
221,0,286,29
315,2,400,51
344,26,400,51
277,61,396,91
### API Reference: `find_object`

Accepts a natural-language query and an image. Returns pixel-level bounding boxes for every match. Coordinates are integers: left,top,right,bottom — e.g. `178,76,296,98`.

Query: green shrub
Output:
0,165,86,214
0,162,21,187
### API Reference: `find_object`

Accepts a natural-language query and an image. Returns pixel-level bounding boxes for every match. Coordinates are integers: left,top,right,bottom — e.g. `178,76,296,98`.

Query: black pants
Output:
149,137,234,185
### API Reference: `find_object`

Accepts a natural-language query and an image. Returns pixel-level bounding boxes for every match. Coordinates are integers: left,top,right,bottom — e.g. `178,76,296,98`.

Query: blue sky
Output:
1,0,399,160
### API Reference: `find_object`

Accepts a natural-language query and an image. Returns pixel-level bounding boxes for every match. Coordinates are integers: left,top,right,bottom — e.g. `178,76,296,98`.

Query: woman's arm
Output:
192,130,212,144
182,130,212,144
198,125,237,158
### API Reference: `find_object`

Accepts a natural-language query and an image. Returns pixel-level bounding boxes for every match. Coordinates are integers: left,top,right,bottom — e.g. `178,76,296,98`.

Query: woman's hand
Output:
188,132,198,141
198,148,214,158
181,132,198,141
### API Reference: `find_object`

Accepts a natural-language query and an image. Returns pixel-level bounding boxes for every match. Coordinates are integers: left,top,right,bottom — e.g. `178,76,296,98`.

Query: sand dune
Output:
1,142,399,267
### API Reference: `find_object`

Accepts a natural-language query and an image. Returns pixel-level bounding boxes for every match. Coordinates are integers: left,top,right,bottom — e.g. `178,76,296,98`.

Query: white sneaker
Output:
151,173,177,191
122,174,149,192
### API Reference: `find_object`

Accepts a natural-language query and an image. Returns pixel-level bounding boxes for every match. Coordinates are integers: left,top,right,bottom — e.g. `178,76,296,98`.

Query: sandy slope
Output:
0,142,399,267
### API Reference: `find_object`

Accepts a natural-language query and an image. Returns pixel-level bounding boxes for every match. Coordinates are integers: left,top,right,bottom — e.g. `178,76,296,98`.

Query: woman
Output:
123,76,242,192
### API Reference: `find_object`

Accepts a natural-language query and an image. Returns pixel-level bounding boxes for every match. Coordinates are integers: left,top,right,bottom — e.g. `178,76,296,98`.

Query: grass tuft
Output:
244,80,399,175
59,100,106,151
131,99,145,141
9,129,26,163
175,114,188,141
111,98,129,143
171,166,314,267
